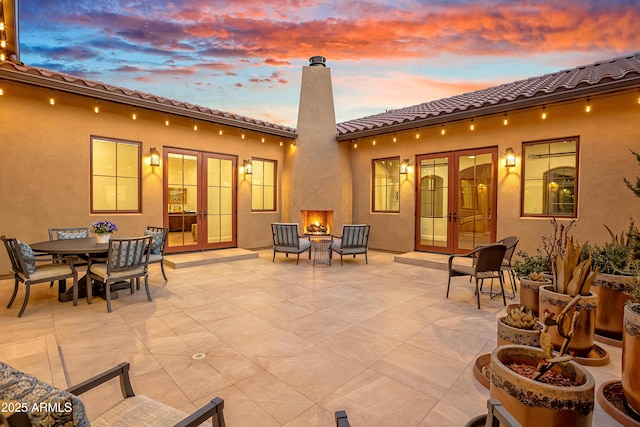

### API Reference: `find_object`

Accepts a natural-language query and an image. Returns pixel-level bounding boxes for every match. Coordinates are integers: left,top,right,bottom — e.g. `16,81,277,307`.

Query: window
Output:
373,157,400,212
251,158,276,211
522,137,578,217
91,136,141,213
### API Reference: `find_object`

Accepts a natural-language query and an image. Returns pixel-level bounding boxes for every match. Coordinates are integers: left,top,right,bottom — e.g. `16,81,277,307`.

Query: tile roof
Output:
336,52,640,139
0,61,297,137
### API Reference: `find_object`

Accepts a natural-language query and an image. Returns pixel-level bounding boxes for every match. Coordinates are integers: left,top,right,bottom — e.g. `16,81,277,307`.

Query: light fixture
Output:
353,142,358,148
393,133,397,143
505,147,516,167
585,97,592,113
193,120,198,131
93,101,99,113
243,160,252,175
279,140,283,147
441,124,446,136
400,159,410,175
503,113,508,126
372,139,376,146
131,108,137,120
149,147,160,167
415,129,420,139
541,106,547,120
241,130,245,139
0,81,3,96
218,125,223,135
470,119,475,131
164,115,169,126
0,53,4,62
0,40,5,49
49,92,55,105
261,134,265,143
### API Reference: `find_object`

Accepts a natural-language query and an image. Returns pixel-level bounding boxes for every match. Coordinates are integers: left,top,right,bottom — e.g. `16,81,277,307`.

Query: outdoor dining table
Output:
30,237,108,303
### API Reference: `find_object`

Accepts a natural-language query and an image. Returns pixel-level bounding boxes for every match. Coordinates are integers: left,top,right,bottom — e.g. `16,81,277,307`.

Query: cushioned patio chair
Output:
271,223,311,264
1,235,78,317
48,227,90,279
447,243,507,309
145,226,169,281
87,235,152,312
331,224,370,266
0,361,225,427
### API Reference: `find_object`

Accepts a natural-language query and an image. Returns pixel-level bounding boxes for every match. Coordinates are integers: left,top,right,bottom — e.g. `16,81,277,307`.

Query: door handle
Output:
448,213,452,222
453,213,457,222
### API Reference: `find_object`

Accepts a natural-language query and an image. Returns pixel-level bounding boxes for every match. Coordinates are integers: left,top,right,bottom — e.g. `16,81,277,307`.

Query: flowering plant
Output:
90,220,118,235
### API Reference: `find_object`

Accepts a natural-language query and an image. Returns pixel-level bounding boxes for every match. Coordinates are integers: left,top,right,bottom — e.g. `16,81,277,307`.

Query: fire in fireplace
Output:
301,210,333,235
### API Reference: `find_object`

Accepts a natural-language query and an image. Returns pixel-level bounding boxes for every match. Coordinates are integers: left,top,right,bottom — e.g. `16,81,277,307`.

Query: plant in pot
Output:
538,236,605,363
497,305,542,348
583,220,640,344
622,281,640,418
490,295,596,427
514,250,551,317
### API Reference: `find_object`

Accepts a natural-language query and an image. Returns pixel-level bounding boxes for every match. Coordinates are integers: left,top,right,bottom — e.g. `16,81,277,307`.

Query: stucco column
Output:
282,57,352,232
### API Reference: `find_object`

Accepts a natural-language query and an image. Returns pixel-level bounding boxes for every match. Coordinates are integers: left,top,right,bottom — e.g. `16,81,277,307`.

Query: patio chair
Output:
331,224,370,266
466,399,522,427
0,361,226,427
478,236,519,299
335,410,351,427
145,226,169,281
87,235,152,312
447,243,507,309
48,227,90,279
1,235,78,317
271,223,311,264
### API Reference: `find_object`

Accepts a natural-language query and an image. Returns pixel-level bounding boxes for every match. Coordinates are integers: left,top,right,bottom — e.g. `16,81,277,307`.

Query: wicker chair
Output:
1,235,78,317
87,236,152,312
271,223,311,264
331,224,370,266
447,243,507,309
0,361,225,427
145,226,169,281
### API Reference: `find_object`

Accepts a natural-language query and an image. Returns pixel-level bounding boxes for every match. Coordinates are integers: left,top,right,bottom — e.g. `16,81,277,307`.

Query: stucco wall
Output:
0,83,285,274
350,91,640,256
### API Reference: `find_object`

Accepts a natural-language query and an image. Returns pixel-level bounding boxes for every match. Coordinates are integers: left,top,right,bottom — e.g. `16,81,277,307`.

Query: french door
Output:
415,147,497,254
164,148,237,253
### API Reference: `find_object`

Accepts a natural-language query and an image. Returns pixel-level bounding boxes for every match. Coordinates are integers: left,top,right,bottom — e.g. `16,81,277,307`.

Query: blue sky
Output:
17,0,640,127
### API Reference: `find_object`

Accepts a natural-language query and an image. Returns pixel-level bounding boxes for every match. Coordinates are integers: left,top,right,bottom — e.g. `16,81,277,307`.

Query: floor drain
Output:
192,353,205,360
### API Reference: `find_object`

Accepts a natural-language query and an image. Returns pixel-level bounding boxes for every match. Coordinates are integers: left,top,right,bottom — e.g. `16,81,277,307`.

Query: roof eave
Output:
0,66,298,139
335,77,640,141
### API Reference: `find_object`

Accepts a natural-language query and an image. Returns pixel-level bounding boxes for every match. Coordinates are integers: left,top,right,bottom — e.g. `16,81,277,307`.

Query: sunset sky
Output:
18,0,640,127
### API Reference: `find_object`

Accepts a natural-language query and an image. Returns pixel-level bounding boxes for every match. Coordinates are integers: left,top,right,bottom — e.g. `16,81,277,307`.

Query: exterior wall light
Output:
400,159,410,174
243,160,253,175
149,147,161,167
505,147,516,168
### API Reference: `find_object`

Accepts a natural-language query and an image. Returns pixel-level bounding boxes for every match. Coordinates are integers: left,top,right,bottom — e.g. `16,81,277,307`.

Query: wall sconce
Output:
243,160,253,175
149,147,160,167
400,159,410,175
505,147,516,167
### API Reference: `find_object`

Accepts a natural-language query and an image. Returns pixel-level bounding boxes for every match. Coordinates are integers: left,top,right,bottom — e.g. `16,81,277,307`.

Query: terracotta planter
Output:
519,278,552,316
592,273,636,341
497,316,542,347
538,285,597,357
622,304,640,416
490,345,595,427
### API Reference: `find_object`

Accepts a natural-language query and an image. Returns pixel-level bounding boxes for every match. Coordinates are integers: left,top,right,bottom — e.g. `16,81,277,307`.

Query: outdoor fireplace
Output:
301,210,333,235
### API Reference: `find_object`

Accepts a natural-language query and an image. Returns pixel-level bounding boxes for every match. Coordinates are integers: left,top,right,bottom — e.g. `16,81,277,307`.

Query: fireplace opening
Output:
301,210,333,235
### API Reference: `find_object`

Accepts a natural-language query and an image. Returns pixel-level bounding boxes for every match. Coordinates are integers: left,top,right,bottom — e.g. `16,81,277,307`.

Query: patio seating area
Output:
0,249,623,426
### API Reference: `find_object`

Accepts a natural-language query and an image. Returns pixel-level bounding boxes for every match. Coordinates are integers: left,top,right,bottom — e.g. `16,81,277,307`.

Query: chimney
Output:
281,57,352,234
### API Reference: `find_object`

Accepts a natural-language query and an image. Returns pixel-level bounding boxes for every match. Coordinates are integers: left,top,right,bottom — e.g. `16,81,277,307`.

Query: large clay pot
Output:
591,273,636,341
622,304,640,415
519,278,552,316
490,345,595,427
497,316,542,347
538,285,597,357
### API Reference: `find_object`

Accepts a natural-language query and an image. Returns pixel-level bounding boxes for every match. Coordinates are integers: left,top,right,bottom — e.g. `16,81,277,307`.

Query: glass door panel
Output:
167,152,199,250
416,155,451,252
455,150,496,252
204,155,236,249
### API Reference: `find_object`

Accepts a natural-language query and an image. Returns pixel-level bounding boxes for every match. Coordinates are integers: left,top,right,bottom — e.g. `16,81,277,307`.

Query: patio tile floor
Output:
0,250,622,426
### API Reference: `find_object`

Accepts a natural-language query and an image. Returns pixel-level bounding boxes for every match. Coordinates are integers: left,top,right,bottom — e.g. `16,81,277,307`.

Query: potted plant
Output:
539,236,601,360
621,271,640,416
90,220,118,243
584,221,640,344
490,296,596,426
497,305,542,348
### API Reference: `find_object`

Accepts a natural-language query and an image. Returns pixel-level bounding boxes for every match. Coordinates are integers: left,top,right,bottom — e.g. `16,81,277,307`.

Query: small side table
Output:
311,239,333,267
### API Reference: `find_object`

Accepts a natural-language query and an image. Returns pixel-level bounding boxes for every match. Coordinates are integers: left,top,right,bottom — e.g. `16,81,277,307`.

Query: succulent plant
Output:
526,271,549,282
552,236,598,296
505,305,537,330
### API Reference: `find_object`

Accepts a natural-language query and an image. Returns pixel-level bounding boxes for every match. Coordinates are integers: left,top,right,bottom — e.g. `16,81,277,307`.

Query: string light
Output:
441,125,446,136
49,92,55,105
470,119,475,131
193,120,198,131
541,106,547,120
261,134,265,143
393,133,397,143
165,115,169,126
93,101,99,113
131,108,137,120
0,82,3,96
415,129,420,139
585,97,592,113
279,140,283,147
0,54,5,62
503,113,508,126
372,139,376,146
218,125,223,135
353,141,358,148
0,40,6,48
241,130,245,139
